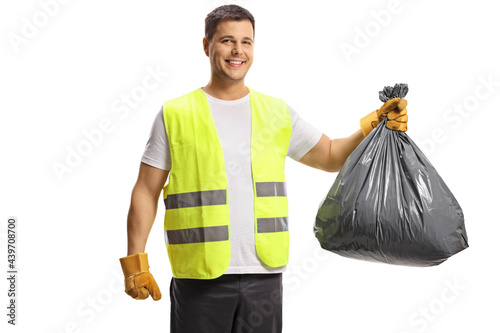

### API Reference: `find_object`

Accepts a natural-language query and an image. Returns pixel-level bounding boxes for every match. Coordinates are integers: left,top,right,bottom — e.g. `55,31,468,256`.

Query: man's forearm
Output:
328,129,364,172
127,188,160,255
298,129,366,172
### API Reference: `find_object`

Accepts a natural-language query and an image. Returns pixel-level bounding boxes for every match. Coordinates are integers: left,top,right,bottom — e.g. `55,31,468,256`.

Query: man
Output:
119,4,407,333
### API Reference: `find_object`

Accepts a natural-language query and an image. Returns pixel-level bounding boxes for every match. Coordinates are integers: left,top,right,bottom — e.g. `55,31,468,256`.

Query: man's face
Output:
203,19,254,84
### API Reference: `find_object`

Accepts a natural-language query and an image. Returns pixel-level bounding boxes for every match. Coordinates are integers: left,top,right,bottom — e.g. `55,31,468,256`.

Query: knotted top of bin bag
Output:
314,84,468,267
379,83,409,102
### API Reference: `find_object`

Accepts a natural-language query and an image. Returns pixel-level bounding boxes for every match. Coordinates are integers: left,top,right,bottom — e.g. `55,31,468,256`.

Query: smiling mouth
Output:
225,60,245,67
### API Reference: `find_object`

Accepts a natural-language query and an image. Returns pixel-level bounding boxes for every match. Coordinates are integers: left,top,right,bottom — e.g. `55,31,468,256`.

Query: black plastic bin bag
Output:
314,84,468,266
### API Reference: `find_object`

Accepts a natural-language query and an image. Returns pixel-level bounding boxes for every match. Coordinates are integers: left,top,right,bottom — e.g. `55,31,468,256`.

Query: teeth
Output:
229,61,243,64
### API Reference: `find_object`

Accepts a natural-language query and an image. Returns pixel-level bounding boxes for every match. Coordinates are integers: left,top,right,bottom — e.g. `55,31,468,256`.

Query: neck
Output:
202,77,249,100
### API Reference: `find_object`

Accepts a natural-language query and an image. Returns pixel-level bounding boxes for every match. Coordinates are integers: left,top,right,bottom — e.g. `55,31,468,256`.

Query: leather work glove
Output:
119,252,162,300
360,97,408,136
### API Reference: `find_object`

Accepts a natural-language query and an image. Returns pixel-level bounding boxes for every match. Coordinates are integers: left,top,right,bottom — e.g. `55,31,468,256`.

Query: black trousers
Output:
170,273,283,333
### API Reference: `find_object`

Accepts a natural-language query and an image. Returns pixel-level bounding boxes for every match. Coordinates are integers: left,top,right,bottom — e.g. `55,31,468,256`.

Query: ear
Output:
202,37,209,57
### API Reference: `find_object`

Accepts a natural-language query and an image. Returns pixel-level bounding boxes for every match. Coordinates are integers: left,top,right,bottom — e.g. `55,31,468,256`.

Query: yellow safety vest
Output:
162,87,292,279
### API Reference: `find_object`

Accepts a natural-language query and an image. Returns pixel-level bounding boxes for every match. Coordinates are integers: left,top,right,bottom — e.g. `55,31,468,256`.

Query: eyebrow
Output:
218,35,254,42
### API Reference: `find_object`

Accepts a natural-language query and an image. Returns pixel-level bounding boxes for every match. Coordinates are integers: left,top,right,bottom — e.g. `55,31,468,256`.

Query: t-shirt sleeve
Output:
141,106,171,170
287,104,323,161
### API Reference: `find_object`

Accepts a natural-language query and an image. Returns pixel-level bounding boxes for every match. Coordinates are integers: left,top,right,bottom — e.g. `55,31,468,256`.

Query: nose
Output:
232,42,243,55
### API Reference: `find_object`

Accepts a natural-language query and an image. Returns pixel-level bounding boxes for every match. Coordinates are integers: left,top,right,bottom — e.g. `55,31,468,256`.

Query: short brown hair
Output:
205,5,255,42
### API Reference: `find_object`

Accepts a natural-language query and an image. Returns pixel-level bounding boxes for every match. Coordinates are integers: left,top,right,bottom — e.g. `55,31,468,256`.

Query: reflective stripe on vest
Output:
162,87,292,279
165,226,229,245
255,182,287,197
164,189,227,209
257,217,289,233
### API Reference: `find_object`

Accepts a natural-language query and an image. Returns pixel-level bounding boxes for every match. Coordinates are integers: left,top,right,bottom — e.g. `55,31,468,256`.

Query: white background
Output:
1,0,499,332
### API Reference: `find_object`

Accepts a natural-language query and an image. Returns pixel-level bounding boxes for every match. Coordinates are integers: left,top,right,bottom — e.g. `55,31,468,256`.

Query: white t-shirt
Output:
141,89,323,274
